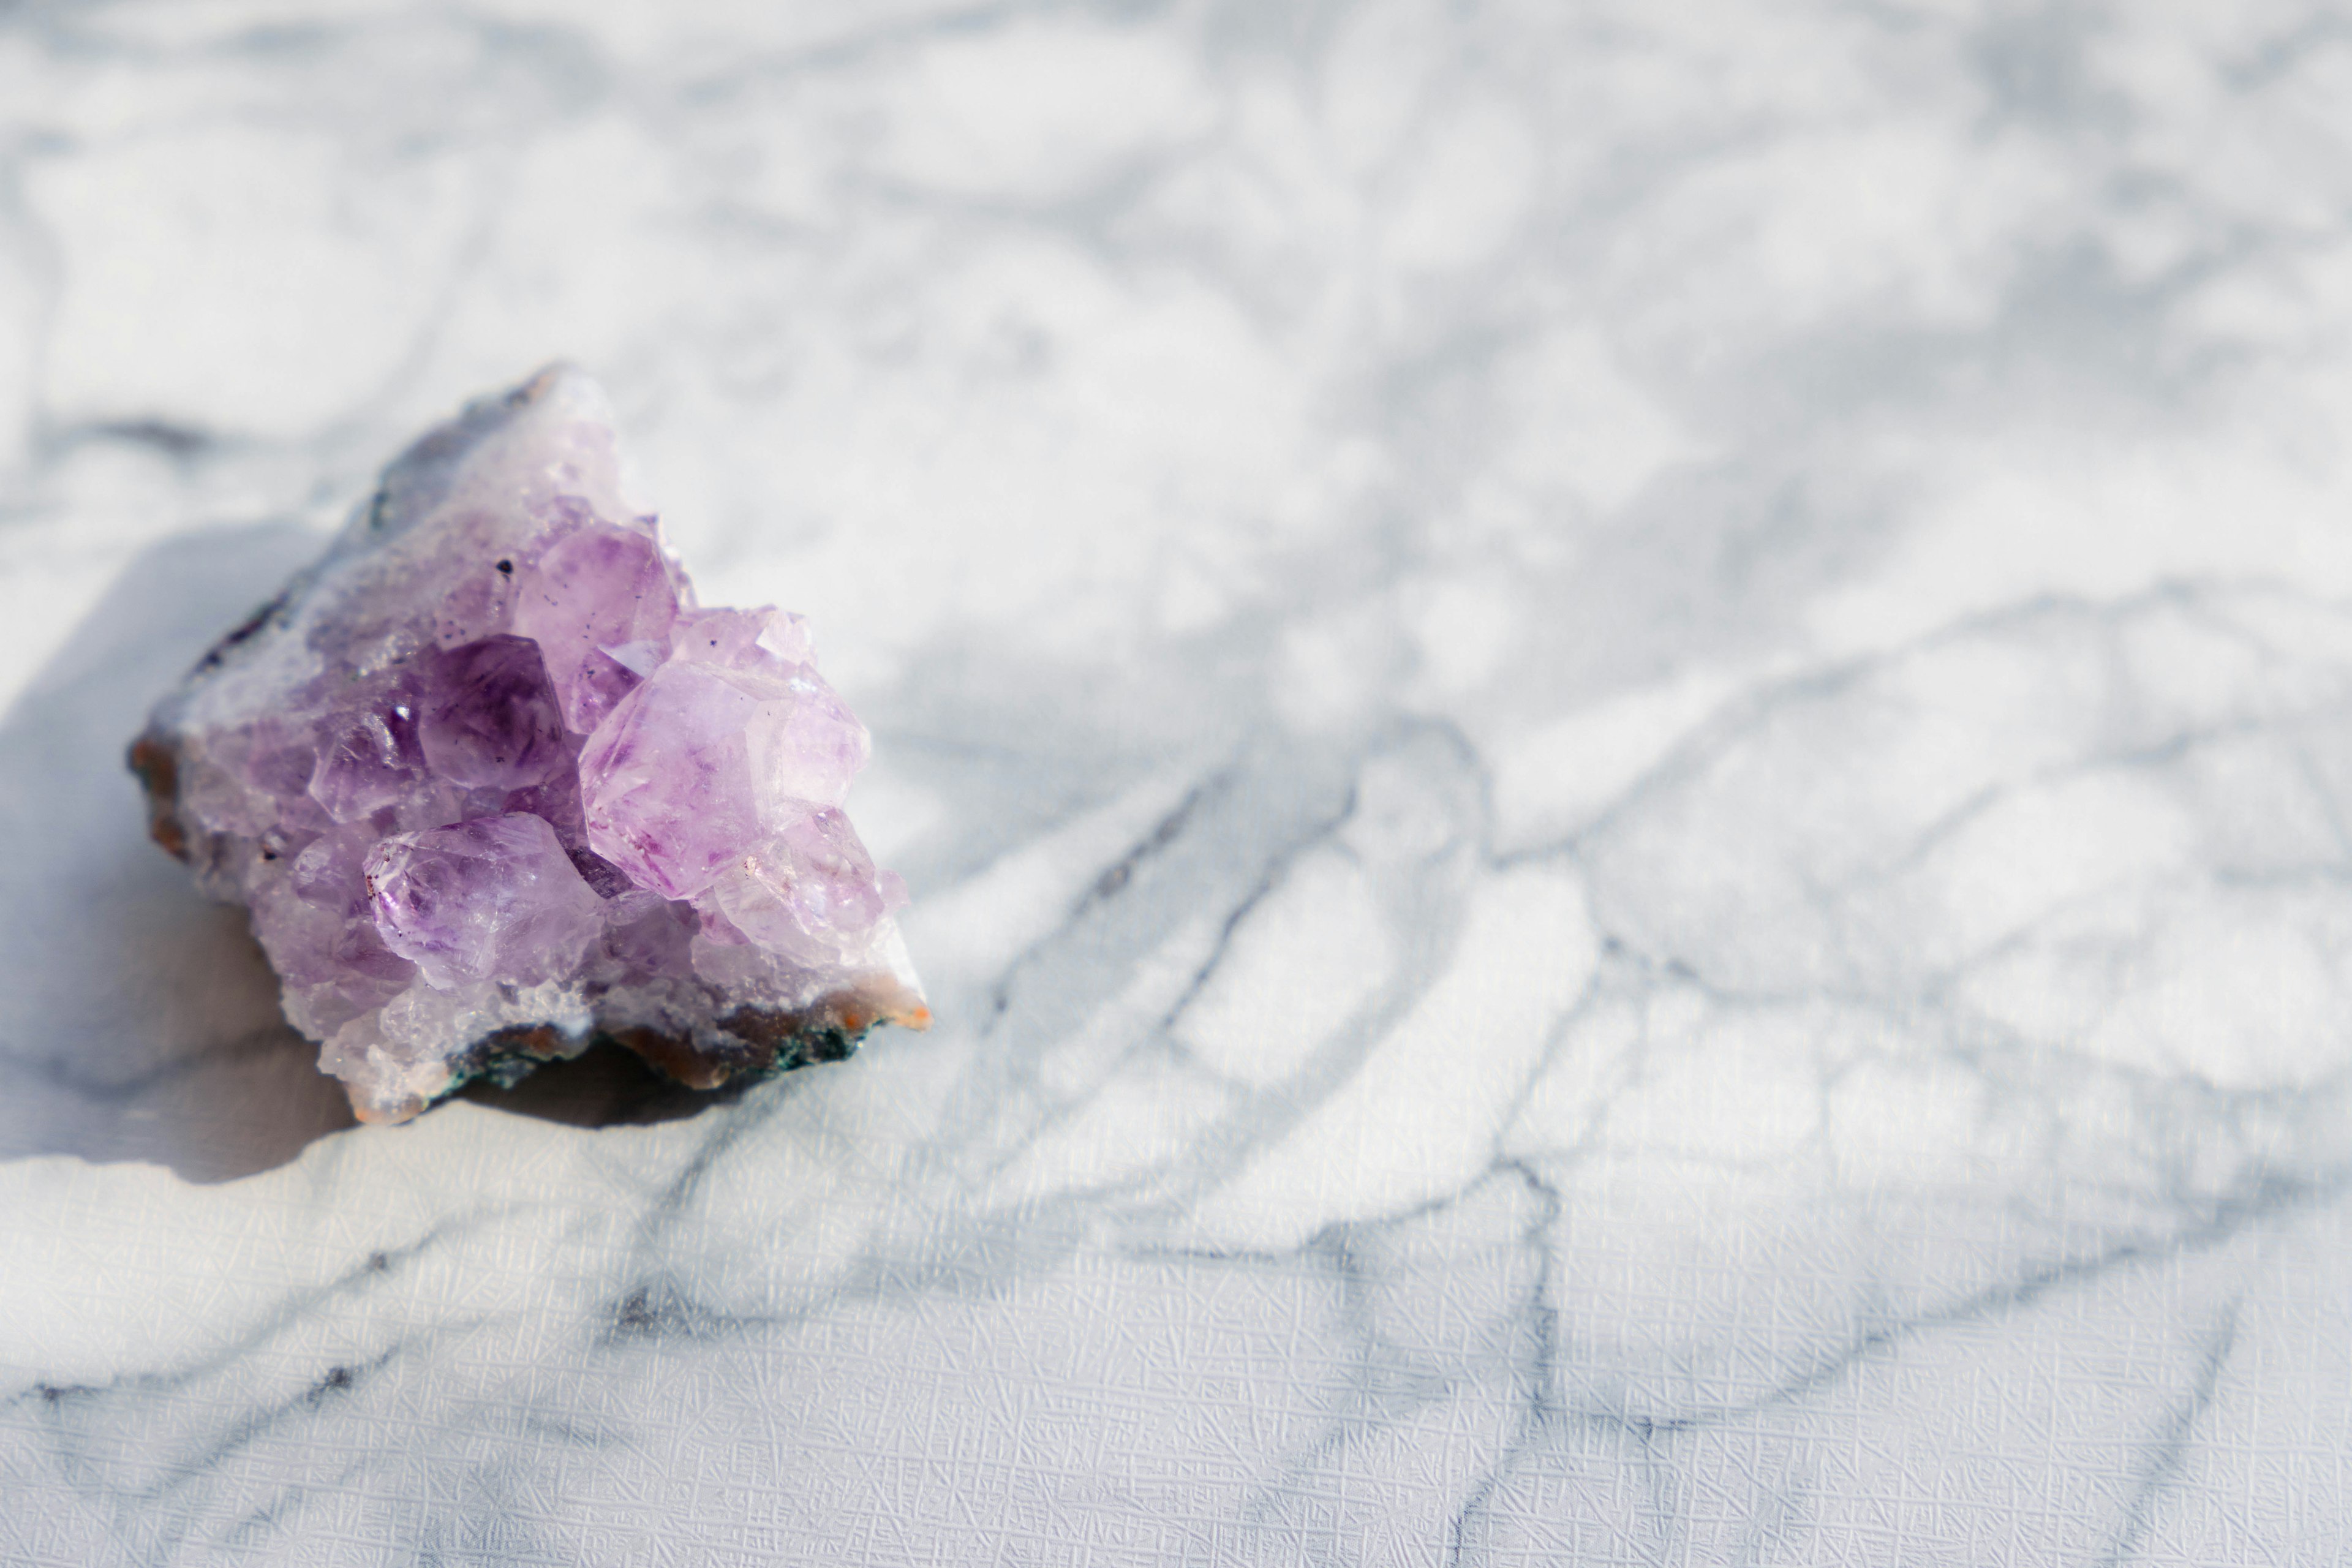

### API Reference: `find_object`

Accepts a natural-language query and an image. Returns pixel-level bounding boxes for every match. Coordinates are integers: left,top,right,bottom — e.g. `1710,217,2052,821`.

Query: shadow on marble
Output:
0,522,745,1185
449,1037,758,1126
0,521,348,1182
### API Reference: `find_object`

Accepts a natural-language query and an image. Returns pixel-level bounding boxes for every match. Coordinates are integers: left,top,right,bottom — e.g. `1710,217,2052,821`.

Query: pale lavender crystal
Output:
576,657,868,901
668,604,816,669
307,684,428,823
707,809,910,968
131,366,928,1123
364,814,605,989
510,514,684,733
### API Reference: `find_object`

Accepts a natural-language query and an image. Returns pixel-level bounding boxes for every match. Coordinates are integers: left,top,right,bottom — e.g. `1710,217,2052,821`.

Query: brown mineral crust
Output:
616,981,932,1091
609,1026,753,1092
127,732,189,862
354,987,933,1124
480,1022,567,1059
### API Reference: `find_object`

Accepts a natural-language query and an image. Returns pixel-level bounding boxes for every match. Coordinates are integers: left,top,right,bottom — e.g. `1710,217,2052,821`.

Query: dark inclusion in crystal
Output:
129,366,928,1123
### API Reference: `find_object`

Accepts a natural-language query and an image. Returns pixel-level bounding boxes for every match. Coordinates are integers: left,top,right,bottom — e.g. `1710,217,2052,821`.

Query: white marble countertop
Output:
3,2,2348,1561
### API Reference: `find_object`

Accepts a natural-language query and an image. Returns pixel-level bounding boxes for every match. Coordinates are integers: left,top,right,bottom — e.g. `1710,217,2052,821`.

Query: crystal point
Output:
132,366,928,1123
417,635,568,790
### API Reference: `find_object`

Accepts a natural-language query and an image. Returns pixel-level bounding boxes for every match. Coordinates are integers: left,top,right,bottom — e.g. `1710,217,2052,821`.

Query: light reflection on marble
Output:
2,2,2349,1561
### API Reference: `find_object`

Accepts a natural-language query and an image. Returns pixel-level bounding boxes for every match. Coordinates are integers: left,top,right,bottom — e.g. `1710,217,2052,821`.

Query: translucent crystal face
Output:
707,808,908,968
668,605,815,670
417,636,568,791
134,366,927,1123
307,690,429,823
576,657,870,901
576,662,770,900
509,514,685,733
364,813,606,989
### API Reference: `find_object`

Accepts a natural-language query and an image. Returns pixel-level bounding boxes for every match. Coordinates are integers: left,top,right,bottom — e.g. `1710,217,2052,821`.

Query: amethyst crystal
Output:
129,366,928,1123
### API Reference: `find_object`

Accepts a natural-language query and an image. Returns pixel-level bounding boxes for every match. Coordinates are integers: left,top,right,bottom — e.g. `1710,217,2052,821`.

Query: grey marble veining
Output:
2,1,2349,1562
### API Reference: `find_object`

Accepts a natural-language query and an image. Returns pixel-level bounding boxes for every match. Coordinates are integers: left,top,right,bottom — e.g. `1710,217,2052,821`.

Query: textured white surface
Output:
2,2,2350,1561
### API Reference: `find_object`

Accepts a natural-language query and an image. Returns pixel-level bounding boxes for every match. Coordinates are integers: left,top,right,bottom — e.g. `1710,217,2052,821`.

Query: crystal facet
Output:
130,366,929,1123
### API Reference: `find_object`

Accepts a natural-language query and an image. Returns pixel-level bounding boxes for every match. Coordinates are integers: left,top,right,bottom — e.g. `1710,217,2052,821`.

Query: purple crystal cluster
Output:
131,367,927,1123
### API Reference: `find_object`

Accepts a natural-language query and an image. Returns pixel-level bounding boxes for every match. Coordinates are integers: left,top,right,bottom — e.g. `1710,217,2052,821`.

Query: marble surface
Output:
2,0,2349,1561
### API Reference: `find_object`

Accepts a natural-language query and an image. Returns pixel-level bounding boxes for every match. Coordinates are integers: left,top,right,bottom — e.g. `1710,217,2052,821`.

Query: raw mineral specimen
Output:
130,366,929,1123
